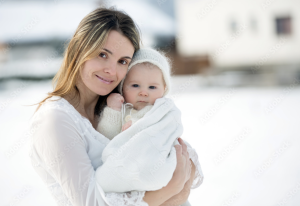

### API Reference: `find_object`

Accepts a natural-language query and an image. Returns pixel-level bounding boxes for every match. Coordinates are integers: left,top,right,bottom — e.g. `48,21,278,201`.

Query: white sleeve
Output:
97,106,123,140
32,109,148,206
105,191,148,206
183,140,204,189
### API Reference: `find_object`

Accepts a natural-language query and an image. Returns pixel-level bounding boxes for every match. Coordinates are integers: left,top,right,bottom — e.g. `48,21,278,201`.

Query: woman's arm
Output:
31,109,149,206
142,138,192,206
183,140,204,189
159,160,196,206
159,139,204,206
32,110,108,205
143,183,179,206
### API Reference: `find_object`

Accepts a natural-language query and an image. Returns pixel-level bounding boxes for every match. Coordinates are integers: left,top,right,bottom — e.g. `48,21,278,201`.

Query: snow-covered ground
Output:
1,76,300,206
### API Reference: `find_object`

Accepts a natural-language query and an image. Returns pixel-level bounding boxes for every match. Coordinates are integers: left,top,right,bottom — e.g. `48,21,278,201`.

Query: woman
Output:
29,7,203,206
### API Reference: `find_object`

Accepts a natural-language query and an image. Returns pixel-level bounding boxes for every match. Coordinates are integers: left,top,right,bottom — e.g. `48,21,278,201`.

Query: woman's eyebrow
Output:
103,48,113,55
103,48,132,59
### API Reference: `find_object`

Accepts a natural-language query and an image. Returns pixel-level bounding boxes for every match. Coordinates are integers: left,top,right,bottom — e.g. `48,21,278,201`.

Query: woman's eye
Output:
119,59,127,65
149,86,156,89
99,53,107,58
132,84,139,87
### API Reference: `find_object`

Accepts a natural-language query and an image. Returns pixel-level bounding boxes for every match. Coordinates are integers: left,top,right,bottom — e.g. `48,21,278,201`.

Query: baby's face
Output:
122,63,166,110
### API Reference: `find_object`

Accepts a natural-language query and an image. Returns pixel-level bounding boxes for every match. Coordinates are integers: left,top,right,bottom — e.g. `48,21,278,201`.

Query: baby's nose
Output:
139,91,148,96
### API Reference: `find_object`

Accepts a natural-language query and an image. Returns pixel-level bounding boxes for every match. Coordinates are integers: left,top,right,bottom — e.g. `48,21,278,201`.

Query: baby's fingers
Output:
121,121,132,131
118,95,124,102
121,125,126,132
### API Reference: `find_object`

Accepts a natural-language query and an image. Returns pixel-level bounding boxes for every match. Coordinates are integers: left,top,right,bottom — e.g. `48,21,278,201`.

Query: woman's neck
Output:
65,81,99,126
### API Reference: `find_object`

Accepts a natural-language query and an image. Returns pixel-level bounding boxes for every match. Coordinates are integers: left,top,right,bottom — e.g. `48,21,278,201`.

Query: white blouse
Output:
28,96,204,206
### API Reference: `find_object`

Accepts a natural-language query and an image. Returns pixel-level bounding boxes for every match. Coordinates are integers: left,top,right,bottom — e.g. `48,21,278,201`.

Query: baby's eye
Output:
99,52,107,58
132,84,139,87
149,86,156,89
119,59,128,65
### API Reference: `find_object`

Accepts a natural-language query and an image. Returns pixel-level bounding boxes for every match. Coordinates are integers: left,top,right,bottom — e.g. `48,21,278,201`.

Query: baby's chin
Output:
133,102,152,110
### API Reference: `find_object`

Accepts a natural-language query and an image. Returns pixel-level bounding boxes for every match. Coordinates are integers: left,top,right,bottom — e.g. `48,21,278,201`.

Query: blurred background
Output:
1,0,300,205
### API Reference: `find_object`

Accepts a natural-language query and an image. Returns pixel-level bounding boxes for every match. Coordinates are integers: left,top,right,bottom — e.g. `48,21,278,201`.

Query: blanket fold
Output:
96,97,183,193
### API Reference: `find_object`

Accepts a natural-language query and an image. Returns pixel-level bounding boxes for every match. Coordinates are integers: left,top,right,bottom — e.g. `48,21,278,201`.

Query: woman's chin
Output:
96,89,113,96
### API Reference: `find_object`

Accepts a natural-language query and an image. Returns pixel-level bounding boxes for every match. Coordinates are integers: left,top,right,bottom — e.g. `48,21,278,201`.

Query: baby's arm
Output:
96,93,124,140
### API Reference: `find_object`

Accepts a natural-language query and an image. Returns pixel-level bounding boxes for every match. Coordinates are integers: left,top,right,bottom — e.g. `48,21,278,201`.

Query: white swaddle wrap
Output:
96,97,183,193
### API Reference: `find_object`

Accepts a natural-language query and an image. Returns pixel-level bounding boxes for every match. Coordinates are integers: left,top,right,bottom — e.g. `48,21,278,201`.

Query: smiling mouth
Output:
96,75,113,83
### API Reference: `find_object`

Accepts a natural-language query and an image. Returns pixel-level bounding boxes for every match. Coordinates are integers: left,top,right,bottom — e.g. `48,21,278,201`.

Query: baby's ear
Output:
163,86,167,95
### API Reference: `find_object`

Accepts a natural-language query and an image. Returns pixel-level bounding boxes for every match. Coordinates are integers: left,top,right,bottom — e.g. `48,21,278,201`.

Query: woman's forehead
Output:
102,30,134,58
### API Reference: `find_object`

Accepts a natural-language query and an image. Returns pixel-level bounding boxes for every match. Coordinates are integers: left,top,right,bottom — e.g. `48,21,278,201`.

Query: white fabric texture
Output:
96,99,202,206
28,96,149,206
96,97,183,193
96,106,123,140
97,104,152,140
96,103,204,190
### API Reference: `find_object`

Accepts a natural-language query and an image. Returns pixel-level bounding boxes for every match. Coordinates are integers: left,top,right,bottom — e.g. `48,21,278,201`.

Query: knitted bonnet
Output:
118,48,171,96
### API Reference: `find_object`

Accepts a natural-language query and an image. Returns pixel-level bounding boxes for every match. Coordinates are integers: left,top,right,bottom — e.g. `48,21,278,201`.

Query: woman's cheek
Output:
121,69,128,79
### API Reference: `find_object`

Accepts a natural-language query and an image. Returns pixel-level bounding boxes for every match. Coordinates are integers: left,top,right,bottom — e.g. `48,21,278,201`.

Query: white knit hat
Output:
118,48,171,96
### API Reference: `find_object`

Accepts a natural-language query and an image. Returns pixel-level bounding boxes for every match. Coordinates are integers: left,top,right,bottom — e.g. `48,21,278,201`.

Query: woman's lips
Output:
96,75,113,84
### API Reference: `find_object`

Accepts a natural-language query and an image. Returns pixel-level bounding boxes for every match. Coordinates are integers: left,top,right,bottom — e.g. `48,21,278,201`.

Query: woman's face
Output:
80,30,135,96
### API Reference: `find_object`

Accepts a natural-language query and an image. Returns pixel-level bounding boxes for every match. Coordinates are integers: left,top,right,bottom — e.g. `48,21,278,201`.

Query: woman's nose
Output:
104,62,117,75
139,90,148,96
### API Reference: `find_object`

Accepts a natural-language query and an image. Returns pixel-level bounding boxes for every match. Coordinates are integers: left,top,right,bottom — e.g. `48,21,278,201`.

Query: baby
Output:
97,47,171,139
97,48,194,206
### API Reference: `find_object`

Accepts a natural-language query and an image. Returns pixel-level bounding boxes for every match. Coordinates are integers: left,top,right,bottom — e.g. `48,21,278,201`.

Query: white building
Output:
175,0,300,70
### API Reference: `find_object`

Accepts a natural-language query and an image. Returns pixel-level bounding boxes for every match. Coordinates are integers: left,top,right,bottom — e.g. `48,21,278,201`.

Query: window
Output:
275,16,292,36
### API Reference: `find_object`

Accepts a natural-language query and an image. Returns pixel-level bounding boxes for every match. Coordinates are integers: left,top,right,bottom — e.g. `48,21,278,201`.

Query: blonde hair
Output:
35,7,141,115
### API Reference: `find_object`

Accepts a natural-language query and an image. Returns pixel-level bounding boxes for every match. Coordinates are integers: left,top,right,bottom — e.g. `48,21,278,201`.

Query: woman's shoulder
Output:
30,96,88,134
30,96,109,145
33,96,80,122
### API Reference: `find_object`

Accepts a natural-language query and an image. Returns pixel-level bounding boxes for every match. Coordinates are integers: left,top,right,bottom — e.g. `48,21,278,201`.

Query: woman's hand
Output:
160,159,196,206
143,137,192,206
107,93,124,111
168,137,192,192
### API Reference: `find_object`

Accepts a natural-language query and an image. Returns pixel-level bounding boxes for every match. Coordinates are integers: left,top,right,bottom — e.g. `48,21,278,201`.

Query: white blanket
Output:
96,97,183,193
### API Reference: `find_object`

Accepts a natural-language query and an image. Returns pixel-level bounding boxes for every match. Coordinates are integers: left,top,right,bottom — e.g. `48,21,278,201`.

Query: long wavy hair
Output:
34,7,141,115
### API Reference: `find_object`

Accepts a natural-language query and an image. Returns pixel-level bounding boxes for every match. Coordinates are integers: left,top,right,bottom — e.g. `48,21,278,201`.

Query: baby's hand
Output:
107,93,124,111
122,120,132,131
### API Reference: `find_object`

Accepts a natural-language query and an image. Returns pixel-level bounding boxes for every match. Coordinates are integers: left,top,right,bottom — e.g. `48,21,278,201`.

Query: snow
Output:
0,76,300,205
